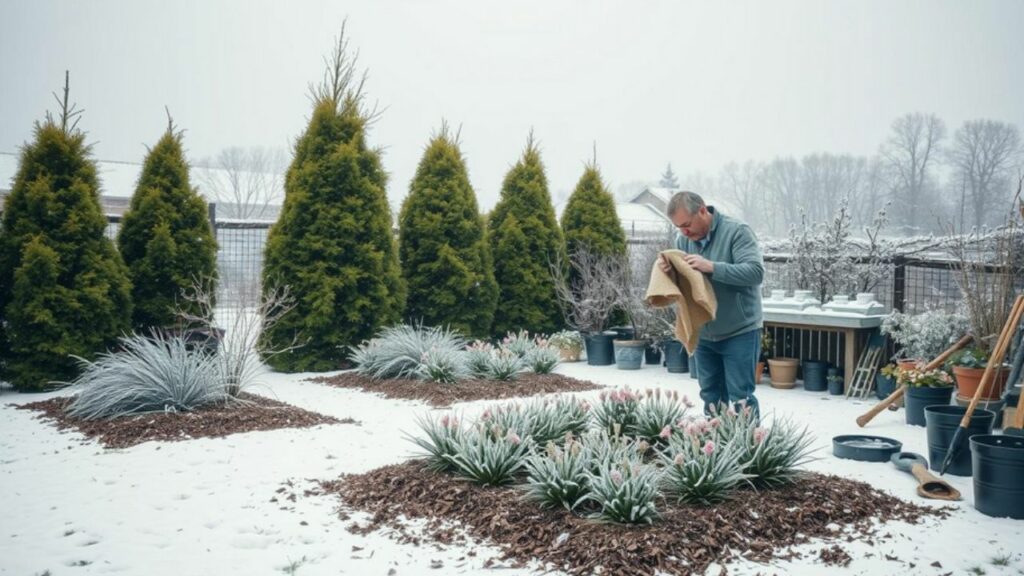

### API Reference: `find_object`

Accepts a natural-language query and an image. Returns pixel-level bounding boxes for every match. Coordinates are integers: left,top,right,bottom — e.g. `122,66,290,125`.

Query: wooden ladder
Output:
846,334,885,399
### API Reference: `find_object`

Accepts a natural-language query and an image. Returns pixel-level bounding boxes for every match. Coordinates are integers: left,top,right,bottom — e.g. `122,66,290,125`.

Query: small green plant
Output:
417,346,468,384
549,330,583,355
879,364,899,378
444,422,532,486
990,553,1012,567
523,437,590,511
660,432,749,505
895,365,954,388
743,418,816,487
464,340,494,378
631,388,692,445
501,329,537,358
524,337,560,374
407,413,463,472
584,459,661,524
484,348,527,381
590,388,641,437
947,347,989,369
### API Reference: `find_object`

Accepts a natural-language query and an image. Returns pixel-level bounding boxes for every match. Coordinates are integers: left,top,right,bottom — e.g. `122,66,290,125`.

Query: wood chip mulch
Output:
308,371,602,406
15,393,351,449
320,461,949,576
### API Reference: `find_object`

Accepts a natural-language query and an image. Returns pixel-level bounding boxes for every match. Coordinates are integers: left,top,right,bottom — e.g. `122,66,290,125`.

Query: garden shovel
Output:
889,452,961,501
940,294,1024,475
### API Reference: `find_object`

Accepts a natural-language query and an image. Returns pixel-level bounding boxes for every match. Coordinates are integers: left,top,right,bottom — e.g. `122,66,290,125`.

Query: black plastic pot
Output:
875,373,897,400
662,339,688,373
924,405,995,476
802,360,829,392
832,434,903,462
613,340,646,370
904,386,953,427
828,367,844,395
971,434,1024,519
644,345,662,365
584,332,616,366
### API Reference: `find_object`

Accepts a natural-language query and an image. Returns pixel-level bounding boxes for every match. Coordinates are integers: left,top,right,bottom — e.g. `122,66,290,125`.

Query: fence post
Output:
892,255,907,312
207,202,217,236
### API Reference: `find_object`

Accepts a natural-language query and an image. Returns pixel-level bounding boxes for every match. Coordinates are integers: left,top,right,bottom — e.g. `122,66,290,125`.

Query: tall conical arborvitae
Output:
260,29,405,372
0,73,132,391
117,115,218,330
398,126,497,337
488,134,565,336
561,161,626,258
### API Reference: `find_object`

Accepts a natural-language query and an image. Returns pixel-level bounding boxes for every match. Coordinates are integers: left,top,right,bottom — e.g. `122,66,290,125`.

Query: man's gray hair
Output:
666,191,705,217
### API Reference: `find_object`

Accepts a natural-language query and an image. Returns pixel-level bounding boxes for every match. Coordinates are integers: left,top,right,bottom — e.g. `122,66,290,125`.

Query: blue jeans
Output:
693,328,760,418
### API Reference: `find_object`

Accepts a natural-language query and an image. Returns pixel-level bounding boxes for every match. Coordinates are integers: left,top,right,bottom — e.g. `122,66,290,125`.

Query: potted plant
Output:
946,347,1010,402
897,363,954,426
549,330,584,362
767,357,799,389
550,246,623,366
610,268,652,372
756,330,772,384
875,364,899,399
881,309,969,368
802,359,830,392
827,367,844,395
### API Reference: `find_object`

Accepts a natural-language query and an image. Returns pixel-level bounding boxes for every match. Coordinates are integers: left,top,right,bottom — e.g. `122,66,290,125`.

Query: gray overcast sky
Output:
2,0,1023,211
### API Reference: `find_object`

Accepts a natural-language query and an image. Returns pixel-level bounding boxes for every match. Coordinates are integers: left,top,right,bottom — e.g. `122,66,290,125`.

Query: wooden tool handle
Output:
855,335,973,428
911,463,962,501
1014,379,1024,429
856,386,905,427
960,295,1024,428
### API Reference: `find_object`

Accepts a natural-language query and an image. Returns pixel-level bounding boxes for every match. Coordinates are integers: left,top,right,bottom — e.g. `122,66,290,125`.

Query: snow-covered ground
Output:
1,362,1021,576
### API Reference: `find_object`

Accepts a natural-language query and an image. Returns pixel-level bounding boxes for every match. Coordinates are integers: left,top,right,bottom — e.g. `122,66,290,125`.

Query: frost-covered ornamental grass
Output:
351,324,562,384
660,433,749,505
444,422,533,486
523,438,589,511
410,387,818,525
65,333,229,420
407,413,463,472
585,459,661,524
350,323,467,380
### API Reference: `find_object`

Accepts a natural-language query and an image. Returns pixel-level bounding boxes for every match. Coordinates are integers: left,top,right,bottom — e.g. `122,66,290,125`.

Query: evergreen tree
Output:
561,162,627,258
117,117,217,330
399,127,497,337
260,30,405,372
659,163,680,189
0,73,132,390
488,135,565,336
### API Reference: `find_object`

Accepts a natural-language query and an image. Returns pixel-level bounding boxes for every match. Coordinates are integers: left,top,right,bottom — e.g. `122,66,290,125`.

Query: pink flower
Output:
580,400,591,412
753,427,768,444
673,453,685,466
599,390,608,401
710,417,721,428
703,440,716,456
683,395,694,408
645,389,653,398
441,415,450,427
506,431,521,445
481,409,492,420
610,470,623,485
659,425,672,439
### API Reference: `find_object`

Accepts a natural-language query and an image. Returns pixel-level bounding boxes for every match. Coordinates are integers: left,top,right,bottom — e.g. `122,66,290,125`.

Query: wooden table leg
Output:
844,328,857,387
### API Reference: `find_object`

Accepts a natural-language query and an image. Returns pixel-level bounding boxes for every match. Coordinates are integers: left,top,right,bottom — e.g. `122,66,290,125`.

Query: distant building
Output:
629,186,678,215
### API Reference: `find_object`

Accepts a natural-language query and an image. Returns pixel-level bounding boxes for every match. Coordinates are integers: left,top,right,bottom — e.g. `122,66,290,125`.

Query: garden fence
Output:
96,210,1022,312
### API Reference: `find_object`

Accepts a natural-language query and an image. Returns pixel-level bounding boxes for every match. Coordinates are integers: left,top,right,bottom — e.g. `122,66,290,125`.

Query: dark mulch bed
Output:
309,371,602,407
15,393,351,449
321,461,948,576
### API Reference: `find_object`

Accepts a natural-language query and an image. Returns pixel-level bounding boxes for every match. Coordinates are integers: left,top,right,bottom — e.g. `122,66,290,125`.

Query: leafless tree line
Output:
677,113,1021,238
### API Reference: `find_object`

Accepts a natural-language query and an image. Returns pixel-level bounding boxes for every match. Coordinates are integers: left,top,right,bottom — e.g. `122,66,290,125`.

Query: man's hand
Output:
657,254,672,274
683,253,714,274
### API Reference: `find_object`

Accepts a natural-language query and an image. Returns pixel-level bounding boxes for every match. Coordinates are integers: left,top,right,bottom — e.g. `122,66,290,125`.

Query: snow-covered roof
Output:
615,202,673,236
631,186,677,205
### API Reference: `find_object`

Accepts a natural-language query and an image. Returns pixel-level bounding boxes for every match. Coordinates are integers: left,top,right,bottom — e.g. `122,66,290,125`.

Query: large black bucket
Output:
584,332,616,366
971,434,1024,519
924,405,995,476
904,386,953,427
802,360,828,392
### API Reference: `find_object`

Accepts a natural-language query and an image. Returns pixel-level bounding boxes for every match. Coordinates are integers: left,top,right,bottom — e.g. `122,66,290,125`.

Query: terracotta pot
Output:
953,365,1008,401
897,359,921,371
755,361,765,384
767,357,799,389
557,347,581,362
